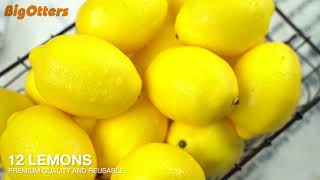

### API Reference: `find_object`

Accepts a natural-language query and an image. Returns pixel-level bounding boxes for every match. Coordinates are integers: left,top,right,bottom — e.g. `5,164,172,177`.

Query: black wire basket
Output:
0,1,319,180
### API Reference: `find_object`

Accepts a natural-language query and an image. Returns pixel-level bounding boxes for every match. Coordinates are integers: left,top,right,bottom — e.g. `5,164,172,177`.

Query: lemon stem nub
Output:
178,140,187,149
232,97,240,106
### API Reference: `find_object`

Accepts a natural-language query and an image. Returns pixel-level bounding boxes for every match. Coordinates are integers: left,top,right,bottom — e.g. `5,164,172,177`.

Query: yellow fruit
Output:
73,116,97,135
0,88,33,135
168,0,187,15
111,143,205,180
1,105,97,180
229,43,302,139
4,174,10,180
175,0,274,57
146,46,238,125
25,70,47,104
30,34,141,119
133,13,181,79
91,96,168,179
76,0,168,53
167,119,244,177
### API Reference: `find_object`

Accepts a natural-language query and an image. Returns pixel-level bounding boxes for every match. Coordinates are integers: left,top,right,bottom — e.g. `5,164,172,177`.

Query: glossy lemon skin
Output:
0,105,97,180
167,119,244,177
111,143,206,180
146,46,238,125
168,0,187,15
91,96,168,179
0,88,34,135
25,70,47,105
133,13,181,80
229,43,302,139
175,0,274,57
76,0,168,53
73,116,97,135
30,34,141,119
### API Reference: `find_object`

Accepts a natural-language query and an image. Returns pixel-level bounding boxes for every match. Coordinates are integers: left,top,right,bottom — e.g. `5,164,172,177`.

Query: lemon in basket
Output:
167,119,244,177
168,0,187,15
175,0,274,57
91,96,168,179
0,105,97,180
229,42,302,139
133,12,181,79
111,143,206,180
29,34,141,119
73,116,97,135
0,88,34,135
25,70,47,105
146,46,238,125
76,0,168,53
4,174,10,180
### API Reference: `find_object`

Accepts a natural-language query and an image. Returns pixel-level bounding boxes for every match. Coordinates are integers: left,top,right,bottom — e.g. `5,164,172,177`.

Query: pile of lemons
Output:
0,0,302,180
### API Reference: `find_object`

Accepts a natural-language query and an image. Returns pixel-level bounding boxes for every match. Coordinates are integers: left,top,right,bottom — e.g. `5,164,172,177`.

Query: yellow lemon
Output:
76,0,168,53
111,143,205,180
0,105,97,180
175,0,274,57
73,116,97,135
91,96,168,179
4,174,10,180
29,34,141,119
0,88,33,135
133,13,181,79
168,0,187,15
229,42,302,139
146,46,238,125
25,70,47,104
167,119,244,177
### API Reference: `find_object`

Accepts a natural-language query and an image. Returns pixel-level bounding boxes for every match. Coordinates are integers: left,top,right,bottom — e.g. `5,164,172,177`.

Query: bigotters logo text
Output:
3,2,69,20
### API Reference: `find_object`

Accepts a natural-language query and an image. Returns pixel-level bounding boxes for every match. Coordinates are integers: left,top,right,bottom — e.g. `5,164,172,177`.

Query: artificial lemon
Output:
76,0,168,53
0,88,33,135
73,116,97,135
91,96,168,179
168,0,187,15
146,46,238,125
229,42,302,139
175,0,274,57
0,105,97,180
133,13,181,79
4,174,10,180
29,34,141,119
167,119,244,177
111,143,205,180
25,70,47,104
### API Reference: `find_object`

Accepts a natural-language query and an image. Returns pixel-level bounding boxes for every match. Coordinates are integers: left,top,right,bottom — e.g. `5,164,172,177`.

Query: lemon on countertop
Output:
0,105,97,180
146,46,238,125
111,143,206,180
229,42,302,139
167,119,244,177
29,34,141,119
76,0,168,53
91,96,168,179
175,0,274,57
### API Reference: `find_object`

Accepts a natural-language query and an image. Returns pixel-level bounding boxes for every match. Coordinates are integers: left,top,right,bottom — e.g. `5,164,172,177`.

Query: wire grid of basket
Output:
0,1,319,180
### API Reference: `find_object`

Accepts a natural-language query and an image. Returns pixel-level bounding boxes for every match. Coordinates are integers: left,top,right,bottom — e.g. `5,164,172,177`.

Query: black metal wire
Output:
0,5,319,180
275,7,320,55
220,96,320,180
0,23,75,77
